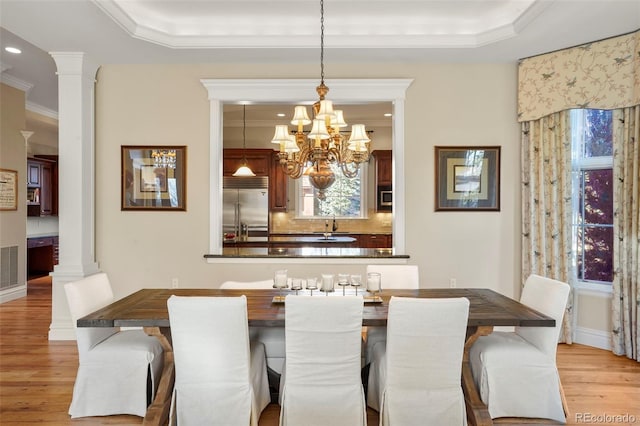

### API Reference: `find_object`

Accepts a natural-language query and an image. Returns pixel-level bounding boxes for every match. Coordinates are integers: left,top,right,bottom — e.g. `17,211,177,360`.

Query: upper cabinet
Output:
372,150,392,186
26,157,58,217
372,150,392,212
270,152,288,212
223,149,288,212
222,148,271,177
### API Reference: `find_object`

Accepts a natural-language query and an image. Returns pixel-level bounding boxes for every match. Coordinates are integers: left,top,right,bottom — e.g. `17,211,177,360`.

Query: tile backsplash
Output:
270,210,392,234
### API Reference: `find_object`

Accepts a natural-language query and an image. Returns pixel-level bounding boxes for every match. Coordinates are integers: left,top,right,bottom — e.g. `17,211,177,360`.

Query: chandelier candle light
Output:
270,0,371,200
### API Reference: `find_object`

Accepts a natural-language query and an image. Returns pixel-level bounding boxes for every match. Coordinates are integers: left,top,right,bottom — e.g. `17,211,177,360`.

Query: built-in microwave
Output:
377,185,392,211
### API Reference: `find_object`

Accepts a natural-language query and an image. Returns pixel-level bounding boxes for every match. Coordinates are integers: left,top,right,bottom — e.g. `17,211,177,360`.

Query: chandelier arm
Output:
340,161,360,178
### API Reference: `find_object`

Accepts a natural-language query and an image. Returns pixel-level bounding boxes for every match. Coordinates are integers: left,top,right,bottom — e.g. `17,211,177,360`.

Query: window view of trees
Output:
572,109,614,283
299,163,364,218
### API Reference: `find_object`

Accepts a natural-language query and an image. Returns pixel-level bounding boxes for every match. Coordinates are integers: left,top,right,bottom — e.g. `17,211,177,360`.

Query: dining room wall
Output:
95,62,522,296
92,61,611,342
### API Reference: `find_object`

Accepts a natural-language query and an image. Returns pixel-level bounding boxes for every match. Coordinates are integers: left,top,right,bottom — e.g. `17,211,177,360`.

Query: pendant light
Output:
233,104,256,177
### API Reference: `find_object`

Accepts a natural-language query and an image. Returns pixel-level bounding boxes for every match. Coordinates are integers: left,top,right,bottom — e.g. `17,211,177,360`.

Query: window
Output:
296,162,367,218
570,109,614,284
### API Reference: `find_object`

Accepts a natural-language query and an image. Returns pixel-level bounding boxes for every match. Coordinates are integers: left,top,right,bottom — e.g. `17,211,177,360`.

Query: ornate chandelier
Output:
270,0,371,200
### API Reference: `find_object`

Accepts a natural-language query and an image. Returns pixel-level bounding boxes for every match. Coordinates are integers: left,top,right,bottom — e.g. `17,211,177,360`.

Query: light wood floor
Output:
1,278,638,425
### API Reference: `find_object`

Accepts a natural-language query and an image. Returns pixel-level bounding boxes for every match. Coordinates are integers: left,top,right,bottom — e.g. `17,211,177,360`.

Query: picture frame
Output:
434,146,500,211
0,168,18,211
121,146,186,211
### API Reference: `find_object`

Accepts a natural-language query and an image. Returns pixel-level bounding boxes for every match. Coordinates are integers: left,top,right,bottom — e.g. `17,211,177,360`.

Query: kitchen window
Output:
570,109,614,286
296,162,368,218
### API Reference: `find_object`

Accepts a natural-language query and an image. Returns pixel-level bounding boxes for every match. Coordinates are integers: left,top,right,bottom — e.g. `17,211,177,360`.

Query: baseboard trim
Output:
0,285,27,304
48,326,77,341
574,326,611,350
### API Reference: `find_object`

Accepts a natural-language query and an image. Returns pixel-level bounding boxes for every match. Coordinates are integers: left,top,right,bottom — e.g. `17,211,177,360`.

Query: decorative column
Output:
48,52,100,340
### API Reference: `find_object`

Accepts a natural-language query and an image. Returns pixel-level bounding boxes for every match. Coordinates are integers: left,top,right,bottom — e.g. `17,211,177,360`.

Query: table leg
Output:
143,327,174,426
462,325,494,426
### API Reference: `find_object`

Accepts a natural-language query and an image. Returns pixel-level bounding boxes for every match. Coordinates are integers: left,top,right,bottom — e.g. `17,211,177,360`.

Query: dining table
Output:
77,287,555,426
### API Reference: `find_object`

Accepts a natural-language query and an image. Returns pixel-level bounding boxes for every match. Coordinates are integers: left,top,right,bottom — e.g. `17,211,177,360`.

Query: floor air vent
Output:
0,246,18,289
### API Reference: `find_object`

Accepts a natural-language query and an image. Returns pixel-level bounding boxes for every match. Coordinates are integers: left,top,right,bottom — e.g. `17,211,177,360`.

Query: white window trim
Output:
570,109,614,287
201,78,414,255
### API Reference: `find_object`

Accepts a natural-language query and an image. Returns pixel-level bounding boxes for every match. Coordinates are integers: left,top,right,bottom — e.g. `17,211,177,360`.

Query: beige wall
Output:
0,83,27,296
94,62,526,299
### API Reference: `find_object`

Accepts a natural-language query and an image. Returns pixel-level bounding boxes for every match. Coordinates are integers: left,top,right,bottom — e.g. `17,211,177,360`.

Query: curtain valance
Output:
518,30,640,122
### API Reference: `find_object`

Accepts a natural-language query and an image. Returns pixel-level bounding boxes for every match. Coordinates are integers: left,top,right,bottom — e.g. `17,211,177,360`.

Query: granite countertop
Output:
27,233,59,238
207,247,406,259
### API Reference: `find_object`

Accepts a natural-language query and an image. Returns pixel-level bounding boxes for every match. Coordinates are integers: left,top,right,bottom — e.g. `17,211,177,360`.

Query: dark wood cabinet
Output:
356,233,392,248
224,149,287,212
27,236,58,278
223,149,271,177
26,157,57,216
372,150,392,212
39,162,53,215
27,161,41,187
270,152,288,212
372,150,392,186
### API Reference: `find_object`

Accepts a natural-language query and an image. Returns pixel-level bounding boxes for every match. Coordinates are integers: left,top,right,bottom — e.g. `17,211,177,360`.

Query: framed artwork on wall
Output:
434,146,500,211
0,169,18,211
121,146,187,211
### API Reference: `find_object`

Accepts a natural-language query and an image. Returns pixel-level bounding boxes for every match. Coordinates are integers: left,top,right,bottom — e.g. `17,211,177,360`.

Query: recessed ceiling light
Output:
5,47,22,54
384,113,392,117
277,113,286,117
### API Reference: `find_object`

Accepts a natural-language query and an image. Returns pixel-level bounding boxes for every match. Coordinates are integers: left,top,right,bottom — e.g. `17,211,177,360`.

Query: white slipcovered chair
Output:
469,274,570,422
367,296,470,425
364,264,420,364
64,272,164,418
279,295,366,426
167,295,270,426
220,280,285,375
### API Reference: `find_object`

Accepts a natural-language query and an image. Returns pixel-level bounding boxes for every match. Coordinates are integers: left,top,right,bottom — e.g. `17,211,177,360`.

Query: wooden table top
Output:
77,288,554,329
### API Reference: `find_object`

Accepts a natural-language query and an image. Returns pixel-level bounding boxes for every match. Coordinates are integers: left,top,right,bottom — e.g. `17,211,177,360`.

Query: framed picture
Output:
435,146,500,211
0,169,18,211
121,146,186,211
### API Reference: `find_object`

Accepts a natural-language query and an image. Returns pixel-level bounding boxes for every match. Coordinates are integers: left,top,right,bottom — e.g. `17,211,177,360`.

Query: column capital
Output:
50,52,99,79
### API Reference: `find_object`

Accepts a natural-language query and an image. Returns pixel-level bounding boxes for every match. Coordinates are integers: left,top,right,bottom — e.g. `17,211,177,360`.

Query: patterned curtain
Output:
521,112,575,343
518,30,640,122
611,106,640,361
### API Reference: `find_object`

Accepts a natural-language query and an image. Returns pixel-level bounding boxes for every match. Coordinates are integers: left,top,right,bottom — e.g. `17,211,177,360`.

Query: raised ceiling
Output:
1,0,639,115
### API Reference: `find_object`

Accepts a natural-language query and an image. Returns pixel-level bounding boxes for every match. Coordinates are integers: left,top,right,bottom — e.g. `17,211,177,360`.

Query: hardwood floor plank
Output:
1,278,638,426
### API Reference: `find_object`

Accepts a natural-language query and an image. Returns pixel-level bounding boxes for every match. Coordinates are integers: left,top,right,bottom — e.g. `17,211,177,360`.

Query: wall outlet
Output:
449,278,457,288
171,278,179,289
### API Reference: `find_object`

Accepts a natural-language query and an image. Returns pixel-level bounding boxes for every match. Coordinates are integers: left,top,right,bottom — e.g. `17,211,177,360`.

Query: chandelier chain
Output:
320,0,324,85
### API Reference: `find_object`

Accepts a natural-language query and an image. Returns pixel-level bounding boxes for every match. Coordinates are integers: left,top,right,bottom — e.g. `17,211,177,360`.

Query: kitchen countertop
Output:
207,247,407,259
27,233,59,239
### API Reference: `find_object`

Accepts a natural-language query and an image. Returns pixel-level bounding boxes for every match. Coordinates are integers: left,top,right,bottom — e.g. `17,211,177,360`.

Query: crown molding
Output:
26,101,58,120
0,73,33,94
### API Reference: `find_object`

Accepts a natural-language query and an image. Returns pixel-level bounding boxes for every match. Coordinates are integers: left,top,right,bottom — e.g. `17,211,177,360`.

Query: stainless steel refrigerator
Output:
223,177,269,238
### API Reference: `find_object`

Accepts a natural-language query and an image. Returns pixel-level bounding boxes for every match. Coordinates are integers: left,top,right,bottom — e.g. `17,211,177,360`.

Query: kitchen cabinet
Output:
27,236,58,278
26,157,57,217
372,150,392,186
223,149,271,177
372,150,392,212
27,161,41,187
356,233,392,248
270,152,288,212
